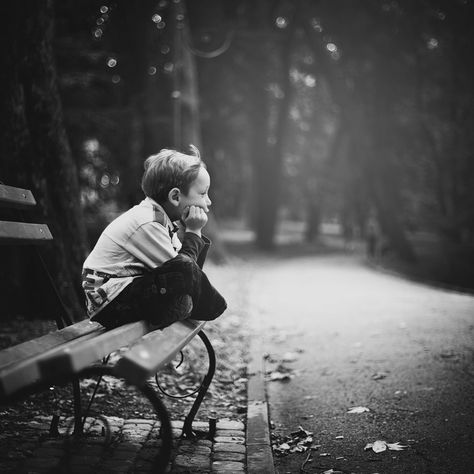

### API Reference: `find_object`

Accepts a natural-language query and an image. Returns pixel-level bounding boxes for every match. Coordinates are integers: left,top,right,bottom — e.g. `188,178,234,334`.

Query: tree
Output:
0,0,87,322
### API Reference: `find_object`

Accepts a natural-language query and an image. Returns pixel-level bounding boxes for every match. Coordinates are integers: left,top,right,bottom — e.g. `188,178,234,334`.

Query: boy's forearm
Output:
196,235,211,269
178,232,206,262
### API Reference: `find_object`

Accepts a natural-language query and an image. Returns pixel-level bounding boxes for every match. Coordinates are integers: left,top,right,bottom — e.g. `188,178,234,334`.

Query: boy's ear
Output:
168,187,181,207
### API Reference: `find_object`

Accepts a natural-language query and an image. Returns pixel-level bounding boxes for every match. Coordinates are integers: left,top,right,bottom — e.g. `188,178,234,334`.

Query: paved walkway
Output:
0,415,247,473
0,341,275,474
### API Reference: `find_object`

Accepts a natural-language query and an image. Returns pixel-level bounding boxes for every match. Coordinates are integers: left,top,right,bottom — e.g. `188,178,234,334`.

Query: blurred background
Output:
1,0,473,319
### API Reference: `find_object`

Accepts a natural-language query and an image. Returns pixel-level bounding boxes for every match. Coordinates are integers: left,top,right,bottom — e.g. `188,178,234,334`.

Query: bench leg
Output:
182,330,216,438
72,377,84,436
76,364,173,471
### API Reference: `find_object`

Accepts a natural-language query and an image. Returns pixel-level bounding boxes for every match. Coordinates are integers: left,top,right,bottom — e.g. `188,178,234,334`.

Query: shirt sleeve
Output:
124,221,178,269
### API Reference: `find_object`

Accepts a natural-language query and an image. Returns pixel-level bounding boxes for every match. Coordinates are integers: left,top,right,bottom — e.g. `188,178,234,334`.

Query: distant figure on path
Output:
366,214,380,258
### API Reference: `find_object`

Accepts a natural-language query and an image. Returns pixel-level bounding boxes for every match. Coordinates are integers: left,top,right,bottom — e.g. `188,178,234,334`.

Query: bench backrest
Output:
0,184,53,244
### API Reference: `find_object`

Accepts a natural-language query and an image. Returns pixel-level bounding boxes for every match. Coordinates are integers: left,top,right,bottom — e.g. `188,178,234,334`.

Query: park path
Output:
212,249,474,474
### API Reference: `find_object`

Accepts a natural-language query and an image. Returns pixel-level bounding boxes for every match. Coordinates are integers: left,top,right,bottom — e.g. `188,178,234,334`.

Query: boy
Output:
82,145,226,329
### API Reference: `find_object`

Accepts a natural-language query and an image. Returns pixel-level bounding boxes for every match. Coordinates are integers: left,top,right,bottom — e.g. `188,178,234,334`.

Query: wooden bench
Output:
0,183,216,472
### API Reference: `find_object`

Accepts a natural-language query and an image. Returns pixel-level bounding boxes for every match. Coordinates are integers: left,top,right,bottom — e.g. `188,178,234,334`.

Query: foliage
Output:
17,0,474,262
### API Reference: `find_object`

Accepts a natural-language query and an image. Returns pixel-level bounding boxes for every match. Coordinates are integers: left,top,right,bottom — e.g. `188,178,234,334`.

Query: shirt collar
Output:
144,197,177,234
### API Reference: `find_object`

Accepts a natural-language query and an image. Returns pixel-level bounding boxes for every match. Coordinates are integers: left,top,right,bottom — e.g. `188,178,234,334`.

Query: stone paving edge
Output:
245,336,275,474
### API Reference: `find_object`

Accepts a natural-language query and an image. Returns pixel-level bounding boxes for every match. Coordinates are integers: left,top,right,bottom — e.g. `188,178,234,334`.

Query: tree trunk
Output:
174,0,227,262
0,0,87,322
249,7,296,250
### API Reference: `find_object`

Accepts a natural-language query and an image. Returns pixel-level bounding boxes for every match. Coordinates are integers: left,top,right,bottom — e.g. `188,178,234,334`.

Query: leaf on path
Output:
282,351,299,362
323,470,343,474
372,372,389,380
394,389,408,396
364,440,408,453
347,406,370,414
291,426,313,437
267,362,298,381
272,426,315,457
386,442,408,451
269,371,293,381
372,440,388,453
290,445,306,453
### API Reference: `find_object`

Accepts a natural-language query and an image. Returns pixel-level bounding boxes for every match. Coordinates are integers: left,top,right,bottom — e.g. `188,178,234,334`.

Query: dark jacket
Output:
151,252,227,321
94,232,226,329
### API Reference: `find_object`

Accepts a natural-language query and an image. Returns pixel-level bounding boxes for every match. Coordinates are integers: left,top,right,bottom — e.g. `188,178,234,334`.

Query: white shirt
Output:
82,198,182,317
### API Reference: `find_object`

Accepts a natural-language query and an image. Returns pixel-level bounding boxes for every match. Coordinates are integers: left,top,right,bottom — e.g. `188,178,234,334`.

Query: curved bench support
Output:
182,330,216,438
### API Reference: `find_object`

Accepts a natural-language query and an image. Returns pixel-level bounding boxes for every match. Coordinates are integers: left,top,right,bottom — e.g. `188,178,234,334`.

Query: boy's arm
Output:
178,232,210,268
178,205,210,267
178,232,207,263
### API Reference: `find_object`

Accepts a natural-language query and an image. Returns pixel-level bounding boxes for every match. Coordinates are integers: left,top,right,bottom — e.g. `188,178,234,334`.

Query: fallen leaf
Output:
440,350,456,359
386,442,408,451
347,406,370,414
394,390,408,396
291,426,313,437
372,372,388,380
282,351,299,362
365,440,387,453
290,445,306,453
335,435,344,439
372,440,387,453
269,371,293,381
364,440,408,453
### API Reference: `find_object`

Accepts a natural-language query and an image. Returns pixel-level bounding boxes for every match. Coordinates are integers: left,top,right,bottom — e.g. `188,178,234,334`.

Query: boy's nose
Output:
206,196,212,207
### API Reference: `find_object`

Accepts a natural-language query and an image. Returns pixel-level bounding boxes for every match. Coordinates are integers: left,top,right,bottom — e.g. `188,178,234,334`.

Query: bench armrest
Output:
114,320,206,386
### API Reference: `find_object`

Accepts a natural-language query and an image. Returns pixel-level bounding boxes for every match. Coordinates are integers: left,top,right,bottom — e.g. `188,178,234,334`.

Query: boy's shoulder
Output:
105,199,170,237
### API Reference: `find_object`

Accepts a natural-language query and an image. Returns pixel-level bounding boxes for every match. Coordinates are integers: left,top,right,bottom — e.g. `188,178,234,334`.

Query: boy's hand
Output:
182,205,208,236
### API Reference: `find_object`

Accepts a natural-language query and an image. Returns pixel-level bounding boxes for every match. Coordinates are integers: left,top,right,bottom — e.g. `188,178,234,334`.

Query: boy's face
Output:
178,167,212,217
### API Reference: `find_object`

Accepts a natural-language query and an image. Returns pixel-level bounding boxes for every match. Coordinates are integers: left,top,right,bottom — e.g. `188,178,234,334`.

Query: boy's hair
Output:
141,145,205,203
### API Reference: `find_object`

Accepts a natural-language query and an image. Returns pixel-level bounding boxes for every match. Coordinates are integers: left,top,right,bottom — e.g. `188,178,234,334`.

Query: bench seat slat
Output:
115,320,206,386
0,221,53,244
0,320,101,369
0,321,104,400
39,321,152,379
0,185,37,209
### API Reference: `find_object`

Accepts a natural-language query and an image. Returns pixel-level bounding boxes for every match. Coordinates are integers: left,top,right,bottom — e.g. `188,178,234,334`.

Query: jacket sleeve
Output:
178,232,206,262
196,235,211,269
178,233,211,269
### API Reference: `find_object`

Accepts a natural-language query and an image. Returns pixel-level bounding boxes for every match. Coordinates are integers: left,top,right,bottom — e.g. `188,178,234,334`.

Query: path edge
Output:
246,336,275,474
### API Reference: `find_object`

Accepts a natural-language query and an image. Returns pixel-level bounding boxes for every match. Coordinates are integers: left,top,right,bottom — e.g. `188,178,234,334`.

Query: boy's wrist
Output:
185,228,202,238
